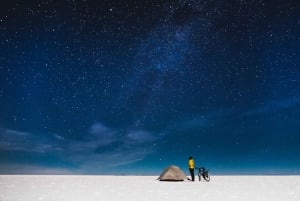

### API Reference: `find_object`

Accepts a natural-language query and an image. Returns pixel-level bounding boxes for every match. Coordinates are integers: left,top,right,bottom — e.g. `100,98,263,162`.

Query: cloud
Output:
0,128,63,153
67,123,160,171
90,123,112,136
126,130,157,143
88,123,116,145
0,122,161,173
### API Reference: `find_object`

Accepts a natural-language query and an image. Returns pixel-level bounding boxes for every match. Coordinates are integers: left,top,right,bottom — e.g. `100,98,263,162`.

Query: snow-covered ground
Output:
0,175,299,201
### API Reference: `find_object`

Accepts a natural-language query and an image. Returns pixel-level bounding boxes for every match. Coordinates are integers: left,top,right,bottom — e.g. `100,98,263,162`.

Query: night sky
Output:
0,0,299,175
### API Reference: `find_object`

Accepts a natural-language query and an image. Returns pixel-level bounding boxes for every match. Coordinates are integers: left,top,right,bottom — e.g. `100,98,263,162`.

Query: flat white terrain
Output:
0,175,299,201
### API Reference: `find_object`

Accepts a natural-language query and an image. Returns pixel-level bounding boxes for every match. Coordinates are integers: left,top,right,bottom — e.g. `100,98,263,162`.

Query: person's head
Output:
189,156,193,160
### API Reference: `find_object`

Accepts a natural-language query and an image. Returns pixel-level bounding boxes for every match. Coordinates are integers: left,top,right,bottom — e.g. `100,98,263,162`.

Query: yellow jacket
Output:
188,158,195,169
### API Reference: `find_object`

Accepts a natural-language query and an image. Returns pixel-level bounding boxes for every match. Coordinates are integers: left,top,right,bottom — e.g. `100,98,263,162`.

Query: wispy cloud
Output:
126,130,157,143
0,128,63,153
68,123,159,171
88,123,117,145
0,122,161,173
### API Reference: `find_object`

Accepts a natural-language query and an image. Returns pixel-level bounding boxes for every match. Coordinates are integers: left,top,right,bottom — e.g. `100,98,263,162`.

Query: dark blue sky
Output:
0,0,299,175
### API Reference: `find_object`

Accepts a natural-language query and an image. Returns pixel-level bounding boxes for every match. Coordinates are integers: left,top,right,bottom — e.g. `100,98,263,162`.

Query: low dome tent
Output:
157,165,187,181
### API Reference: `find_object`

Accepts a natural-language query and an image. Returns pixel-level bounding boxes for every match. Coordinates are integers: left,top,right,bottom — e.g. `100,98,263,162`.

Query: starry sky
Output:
0,0,299,175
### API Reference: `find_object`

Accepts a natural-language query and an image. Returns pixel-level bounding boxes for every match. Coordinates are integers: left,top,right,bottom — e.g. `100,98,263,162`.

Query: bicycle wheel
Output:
204,174,210,182
198,172,201,181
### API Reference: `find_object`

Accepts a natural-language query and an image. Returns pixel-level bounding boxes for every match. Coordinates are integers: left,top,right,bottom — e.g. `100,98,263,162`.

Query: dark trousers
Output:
189,168,195,181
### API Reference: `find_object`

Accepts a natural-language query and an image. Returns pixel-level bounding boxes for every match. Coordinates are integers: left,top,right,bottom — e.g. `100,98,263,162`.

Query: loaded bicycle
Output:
195,167,210,182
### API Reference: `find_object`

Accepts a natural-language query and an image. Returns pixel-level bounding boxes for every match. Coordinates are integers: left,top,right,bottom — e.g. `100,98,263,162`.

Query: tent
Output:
157,165,187,181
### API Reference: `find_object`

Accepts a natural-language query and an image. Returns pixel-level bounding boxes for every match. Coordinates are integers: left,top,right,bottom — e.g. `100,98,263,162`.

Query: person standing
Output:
188,156,195,181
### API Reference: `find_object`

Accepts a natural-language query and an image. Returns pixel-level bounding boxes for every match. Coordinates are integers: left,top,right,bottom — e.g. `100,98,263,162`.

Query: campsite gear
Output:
196,167,210,182
158,165,187,181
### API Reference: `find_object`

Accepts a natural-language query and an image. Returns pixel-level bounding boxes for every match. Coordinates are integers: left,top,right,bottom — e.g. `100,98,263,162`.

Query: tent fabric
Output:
157,165,187,181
